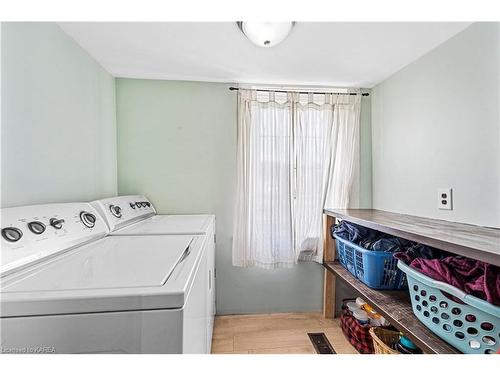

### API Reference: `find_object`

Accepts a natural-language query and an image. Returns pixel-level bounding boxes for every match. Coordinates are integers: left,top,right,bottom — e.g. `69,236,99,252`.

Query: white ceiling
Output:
59,22,471,88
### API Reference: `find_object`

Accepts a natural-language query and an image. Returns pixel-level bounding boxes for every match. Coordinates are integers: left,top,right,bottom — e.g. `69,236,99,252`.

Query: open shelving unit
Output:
322,208,500,354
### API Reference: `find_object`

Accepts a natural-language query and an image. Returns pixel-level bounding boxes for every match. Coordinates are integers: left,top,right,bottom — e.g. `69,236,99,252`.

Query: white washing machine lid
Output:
1,235,204,317
113,214,214,236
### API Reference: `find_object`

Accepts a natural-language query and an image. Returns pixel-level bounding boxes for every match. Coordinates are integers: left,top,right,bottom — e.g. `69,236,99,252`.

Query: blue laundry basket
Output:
398,261,500,354
333,235,407,290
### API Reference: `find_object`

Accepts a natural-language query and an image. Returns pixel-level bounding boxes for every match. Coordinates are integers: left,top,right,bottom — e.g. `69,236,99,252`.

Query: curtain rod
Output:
228,86,369,96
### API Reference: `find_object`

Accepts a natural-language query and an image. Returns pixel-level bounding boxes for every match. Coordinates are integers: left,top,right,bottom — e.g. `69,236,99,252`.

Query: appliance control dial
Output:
80,211,97,228
1,227,23,242
130,202,136,209
145,202,151,207
135,201,142,208
28,221,46,235
109,205,122,218
49,218,65,229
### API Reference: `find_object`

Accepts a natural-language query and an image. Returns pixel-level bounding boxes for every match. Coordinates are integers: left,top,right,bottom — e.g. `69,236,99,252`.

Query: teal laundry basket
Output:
398,261,500,354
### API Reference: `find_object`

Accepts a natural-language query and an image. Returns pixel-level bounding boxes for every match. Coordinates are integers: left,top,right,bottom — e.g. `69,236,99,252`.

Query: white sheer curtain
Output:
294,94,334,263
233,89,361,268
232,90,295,268
295,93,361,263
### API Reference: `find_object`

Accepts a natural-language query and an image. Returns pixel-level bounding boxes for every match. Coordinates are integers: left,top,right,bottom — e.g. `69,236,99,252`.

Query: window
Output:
233,89,361,268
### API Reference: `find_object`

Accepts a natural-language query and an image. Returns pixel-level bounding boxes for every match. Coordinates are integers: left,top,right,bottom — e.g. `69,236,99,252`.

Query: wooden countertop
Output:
323,209,500,266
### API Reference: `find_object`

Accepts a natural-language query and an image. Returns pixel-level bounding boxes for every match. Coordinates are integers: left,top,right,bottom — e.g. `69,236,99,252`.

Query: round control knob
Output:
1,227,23,242
145,202,151,207
80,211,97,228
28,221,46,235
130,202,136,209
109,205,122,218
135,201,143,208
49,218,65,230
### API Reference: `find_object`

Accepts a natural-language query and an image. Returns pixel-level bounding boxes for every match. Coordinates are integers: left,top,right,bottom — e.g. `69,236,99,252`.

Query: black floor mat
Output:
307,332,336,354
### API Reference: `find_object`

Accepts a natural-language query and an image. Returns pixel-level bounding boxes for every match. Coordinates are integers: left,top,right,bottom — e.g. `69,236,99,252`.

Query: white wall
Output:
1,23,117,208
371,23,500,227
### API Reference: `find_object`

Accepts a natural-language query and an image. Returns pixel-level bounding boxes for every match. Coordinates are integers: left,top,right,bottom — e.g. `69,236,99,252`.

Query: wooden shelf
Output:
324,261,460,354
323,209,500,266
321,208,498,353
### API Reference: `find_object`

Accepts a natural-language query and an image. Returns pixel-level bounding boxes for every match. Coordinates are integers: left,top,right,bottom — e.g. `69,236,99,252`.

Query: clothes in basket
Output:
398,255,500,307
332,221,446,257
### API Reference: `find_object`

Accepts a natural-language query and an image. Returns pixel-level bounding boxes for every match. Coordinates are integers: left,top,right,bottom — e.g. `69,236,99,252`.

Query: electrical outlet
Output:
438,188,452,210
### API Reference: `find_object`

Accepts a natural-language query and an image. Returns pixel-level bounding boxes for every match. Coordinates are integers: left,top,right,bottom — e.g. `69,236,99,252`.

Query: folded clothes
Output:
408,256,500,307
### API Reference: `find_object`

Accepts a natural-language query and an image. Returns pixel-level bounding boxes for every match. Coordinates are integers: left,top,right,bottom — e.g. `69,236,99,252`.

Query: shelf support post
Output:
322,214,337,319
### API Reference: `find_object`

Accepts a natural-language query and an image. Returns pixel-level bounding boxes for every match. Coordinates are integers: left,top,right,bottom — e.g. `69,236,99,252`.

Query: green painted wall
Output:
1,23,117,207
116,78,372,314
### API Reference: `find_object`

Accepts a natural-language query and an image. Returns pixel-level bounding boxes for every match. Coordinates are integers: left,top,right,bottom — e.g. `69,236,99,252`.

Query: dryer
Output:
90,195,214,237
90,195,216,351
0,202,210,353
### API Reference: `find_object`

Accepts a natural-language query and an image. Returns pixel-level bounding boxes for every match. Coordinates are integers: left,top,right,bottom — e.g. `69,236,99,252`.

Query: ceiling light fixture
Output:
237,22,295,48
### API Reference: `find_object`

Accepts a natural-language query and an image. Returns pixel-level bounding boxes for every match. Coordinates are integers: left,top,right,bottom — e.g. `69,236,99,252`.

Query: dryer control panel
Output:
90,195,156,232
0,203,108,275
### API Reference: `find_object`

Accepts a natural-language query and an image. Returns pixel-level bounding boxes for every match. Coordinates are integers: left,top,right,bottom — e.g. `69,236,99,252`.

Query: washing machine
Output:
90,195,216,351
0,202,210,353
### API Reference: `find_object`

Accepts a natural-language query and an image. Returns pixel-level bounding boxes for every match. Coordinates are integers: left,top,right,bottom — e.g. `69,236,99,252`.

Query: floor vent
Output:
308,332,336,354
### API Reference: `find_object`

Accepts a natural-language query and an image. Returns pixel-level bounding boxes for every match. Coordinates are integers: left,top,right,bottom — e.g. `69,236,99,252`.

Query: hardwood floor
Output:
211,312,358,354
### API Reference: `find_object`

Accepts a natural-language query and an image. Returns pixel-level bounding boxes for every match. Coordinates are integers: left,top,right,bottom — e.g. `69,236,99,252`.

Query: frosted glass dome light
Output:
237,22,295,47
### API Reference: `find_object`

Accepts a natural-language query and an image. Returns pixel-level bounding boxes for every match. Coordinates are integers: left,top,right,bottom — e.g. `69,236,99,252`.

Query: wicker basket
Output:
369,327,401,354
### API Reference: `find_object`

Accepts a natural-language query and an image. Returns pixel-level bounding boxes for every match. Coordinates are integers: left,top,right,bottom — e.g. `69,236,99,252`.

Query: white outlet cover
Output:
438,188,453,210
